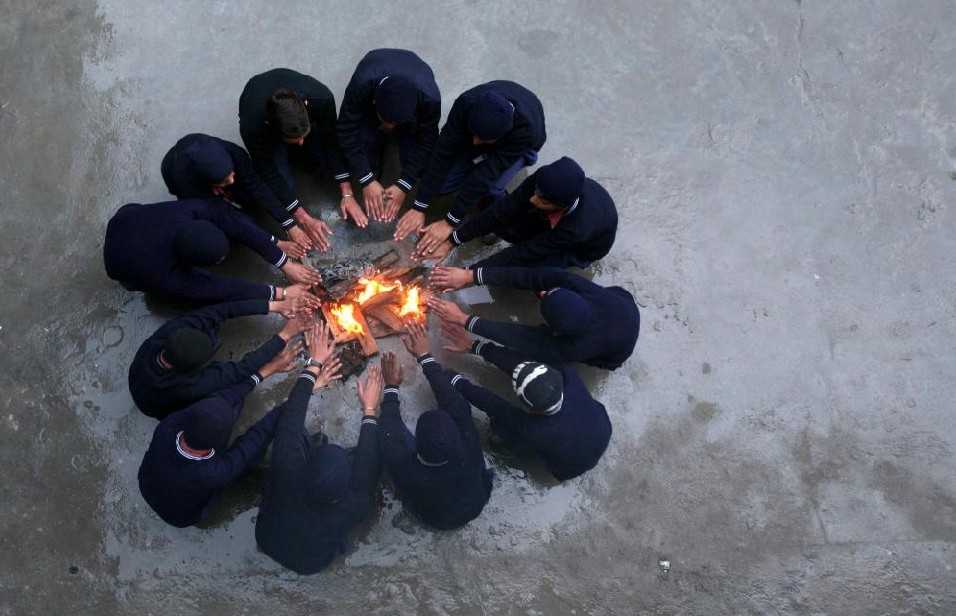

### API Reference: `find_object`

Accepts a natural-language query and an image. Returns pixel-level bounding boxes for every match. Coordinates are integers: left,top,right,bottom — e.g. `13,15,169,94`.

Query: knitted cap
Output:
183,135,233,184
511,361,564,415
164,327,216,372
535,157,585,209
415,410,463,465
375,75,418,124
184,405,231,451
467,92,514,141
540,288,591,335
307,444,351,503
174,220,230,266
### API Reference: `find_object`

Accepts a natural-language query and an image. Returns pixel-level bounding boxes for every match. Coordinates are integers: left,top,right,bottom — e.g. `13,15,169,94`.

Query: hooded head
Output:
306,444,351,504
534,157,586,209
375,75,418,124
467,92,514,141
174,220,229,266
183,136,233,184
540,288,591,335
163,327,217,372
511,361,564,415
183,404,232,452
415,410,463,466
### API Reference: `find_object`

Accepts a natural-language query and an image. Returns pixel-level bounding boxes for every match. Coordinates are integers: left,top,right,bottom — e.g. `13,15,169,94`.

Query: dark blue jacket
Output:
464,266,639,370
103,199,287,304
456,341,611,481
256,374,382,575
238,68,349,207
413,80,546,225
161,133,296,230
337,49,440,192
137,377,281,527
451,173,618,269
378,354,491,530
128,299,284,419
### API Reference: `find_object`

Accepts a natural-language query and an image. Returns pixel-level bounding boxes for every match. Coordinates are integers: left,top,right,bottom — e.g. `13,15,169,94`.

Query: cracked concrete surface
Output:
1,1,955,614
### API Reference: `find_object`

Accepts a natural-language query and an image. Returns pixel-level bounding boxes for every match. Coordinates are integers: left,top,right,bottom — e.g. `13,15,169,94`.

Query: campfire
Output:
319,266,427,358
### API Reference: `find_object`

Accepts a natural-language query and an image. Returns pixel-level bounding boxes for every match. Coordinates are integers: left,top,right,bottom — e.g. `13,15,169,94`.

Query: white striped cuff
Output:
281,217,295,228
465,316,480,332
396,178,412,191
299,372,317,385
362,417,378,426
418,355,436,366
413,199,429,211
358,171,374,184
471,340,488,355
445,211,462,225
474,267,484,285
383,387,400,396
334,172,350,181
250,373,262,386
450,374,464,387
451,230,462,246
285,199,299,212
274,253,288,268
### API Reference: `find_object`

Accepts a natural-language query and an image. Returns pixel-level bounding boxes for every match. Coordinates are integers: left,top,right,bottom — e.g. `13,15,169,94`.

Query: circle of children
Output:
103,49,641,575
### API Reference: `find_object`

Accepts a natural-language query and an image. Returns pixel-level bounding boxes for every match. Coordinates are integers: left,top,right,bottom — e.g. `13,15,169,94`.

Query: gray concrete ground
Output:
1,1,954,614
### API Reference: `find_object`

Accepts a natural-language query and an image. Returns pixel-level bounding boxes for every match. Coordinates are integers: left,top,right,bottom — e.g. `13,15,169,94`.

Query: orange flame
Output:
398,286,422,318
356,277,401,304
329,303,364,334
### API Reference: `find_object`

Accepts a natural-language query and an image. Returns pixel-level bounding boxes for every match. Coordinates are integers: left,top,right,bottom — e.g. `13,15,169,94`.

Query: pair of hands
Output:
355,319,477,416
392,211,455,262
362,181,406,223
357,321,426,395
260,321,342,388
269,284,322,320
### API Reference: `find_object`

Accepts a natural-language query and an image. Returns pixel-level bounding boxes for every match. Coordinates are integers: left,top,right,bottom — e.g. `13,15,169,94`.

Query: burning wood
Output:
319,263,429,358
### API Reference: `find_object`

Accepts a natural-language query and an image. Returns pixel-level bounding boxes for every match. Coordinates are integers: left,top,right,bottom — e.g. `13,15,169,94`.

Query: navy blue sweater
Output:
337,49,440,192
464,266,640,370
128,300,284,419
456,341,611,481
413,81,546,226
239,68,349,208
256,374,382,575
161,133,296,230
103,199,287,303
451,173,618,269
378,354,491,530
137,377,281,527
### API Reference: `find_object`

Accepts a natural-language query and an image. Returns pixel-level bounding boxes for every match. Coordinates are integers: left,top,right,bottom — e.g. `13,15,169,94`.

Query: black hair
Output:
266,88,310,139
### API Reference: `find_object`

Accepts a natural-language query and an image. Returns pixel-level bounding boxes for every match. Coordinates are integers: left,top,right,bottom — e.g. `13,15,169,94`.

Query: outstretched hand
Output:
357,364,383,416
312,356,343,389
440,321,474,353
341,194,369,228
260,340,303,378
413,240,453,263
382,186,406,221
362,181,385,222
296,210,333,252
282,261,323,286
381,350,404,386
413,221,453,260
401,320,430,357
430,266,473,293
277,239,308,260
427,297,469,326
393,209,424,242
278,313,312,341
304,321,335,365
287,226,313,252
